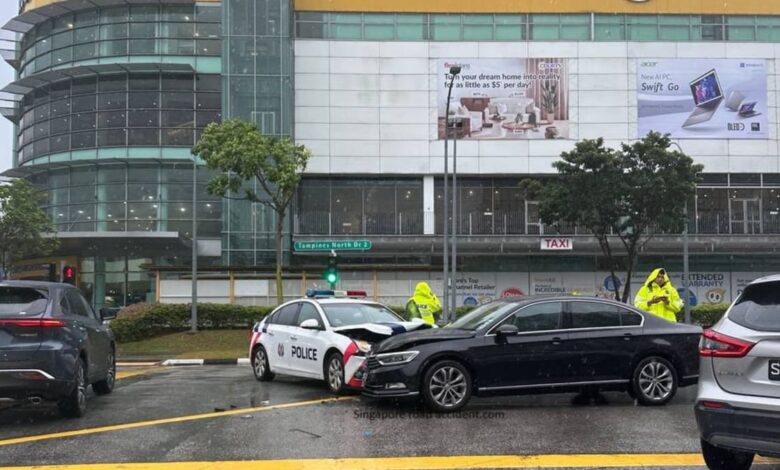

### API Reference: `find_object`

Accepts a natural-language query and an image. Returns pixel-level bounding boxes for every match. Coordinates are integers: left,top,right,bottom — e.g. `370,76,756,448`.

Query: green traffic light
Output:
325,271,338,284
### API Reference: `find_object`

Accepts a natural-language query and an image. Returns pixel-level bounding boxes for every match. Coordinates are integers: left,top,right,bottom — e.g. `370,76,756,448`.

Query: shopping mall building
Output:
2,0,780,308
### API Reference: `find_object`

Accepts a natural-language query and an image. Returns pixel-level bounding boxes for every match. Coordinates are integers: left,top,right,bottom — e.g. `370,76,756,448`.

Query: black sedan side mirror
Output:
100,307,118,321
495,324,520,337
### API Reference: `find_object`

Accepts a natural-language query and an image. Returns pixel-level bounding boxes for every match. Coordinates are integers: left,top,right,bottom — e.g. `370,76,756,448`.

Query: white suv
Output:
696,275,780,470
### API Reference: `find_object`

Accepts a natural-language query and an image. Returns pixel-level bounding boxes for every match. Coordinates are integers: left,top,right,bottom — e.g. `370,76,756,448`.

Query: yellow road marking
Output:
117,362,159,367
116,368,163,380
0,396,355,448
1,454,778,470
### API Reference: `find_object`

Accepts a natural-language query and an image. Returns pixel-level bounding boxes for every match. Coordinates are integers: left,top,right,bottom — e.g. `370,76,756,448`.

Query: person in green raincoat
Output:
633,268,683,322
405,282,442,325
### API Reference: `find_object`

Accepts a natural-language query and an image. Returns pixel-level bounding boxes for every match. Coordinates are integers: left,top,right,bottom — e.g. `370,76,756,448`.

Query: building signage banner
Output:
437,58,569,140
637,59,768,139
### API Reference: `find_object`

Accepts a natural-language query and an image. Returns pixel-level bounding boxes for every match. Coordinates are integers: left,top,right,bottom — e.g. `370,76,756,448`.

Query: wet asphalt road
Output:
0,365,778,469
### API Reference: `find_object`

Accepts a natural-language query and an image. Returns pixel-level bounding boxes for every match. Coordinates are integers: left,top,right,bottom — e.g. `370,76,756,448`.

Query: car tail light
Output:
699,329,755,358
0,319,65,328
699,400,731,410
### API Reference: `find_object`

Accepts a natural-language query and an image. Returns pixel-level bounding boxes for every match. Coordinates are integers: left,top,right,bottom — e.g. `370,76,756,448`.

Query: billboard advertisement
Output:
637,59,768,139
437,58,569,140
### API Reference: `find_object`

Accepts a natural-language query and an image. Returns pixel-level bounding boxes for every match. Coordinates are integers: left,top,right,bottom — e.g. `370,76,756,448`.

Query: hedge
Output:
111,303,274,343
678,303,730,328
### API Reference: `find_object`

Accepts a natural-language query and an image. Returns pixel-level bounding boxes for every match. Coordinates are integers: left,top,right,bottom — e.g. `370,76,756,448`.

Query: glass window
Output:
432,15,460,40
129,39,156,55
71,131,96,149
628,15,659,40
365,23,395,40
569,302,622,329
129,92,160,108
98,166,126,184
162,92,193,109
495,15,526,40
65,290,91,317
196,93,220,110
162,110,194,127
162,128,193,146
73,43,97,61
98,129,127,147
727,16,756,40
128,183,158,201
130,6,158,22
447,300,519,331
51,116,70,135
504,302,562,332
397,14,427,40
729,281,780,332
595,14,625,40
297,303,321,326
98,111,126,128
320,303,401,327
196,111,221,127
275,303,300,326
621,310,643,326
72,77,96,95
104,7,129,24
131,75,160,91
129,110,159,127
100,75,127,92
72,95,96,112
162,75,194,91
99,92,127,110
128,128,159,146
659,16,691,40
72,112,96,131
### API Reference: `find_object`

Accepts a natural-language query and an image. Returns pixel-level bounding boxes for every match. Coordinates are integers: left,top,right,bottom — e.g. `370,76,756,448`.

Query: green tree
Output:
192,119,311,304
536,132,702,302
0,179,57,274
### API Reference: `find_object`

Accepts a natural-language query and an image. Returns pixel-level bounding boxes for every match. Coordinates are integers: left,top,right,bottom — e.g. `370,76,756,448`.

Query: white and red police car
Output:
249,290,432,394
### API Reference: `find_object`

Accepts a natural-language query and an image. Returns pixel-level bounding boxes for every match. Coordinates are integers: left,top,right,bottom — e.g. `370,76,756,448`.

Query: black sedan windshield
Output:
445,300,519,331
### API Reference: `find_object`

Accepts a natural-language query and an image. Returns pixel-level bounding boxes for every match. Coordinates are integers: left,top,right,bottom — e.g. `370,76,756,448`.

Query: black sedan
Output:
363,296,702,412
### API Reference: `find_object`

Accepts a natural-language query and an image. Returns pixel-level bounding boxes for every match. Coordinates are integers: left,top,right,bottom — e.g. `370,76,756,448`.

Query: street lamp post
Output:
442,65,461,323
191,156,198,332
670,142,691,324
451,121,458,319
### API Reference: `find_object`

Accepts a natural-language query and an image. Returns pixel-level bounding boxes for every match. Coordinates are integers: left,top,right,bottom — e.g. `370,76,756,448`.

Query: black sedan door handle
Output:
623,333,633,341
552,336,564,345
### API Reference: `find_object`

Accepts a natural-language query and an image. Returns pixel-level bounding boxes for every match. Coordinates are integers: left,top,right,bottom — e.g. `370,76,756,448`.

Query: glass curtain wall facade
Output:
222,0,294,265
3,2,224,308
294,177,780,237
295,13,780,42
17,5,222,78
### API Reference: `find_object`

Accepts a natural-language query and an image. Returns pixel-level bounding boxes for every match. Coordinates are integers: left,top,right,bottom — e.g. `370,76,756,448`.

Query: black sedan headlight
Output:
375,351,419,366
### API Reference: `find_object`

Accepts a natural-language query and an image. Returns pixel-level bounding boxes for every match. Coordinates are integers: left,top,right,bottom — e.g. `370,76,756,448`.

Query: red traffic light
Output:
62,265,76,284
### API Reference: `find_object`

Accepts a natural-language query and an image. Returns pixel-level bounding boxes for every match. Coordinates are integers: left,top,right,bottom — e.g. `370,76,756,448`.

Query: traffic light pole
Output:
191,156,198,333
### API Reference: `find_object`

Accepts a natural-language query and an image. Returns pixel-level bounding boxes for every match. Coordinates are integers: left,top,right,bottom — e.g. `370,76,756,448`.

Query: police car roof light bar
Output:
306,289,335,298
346,290,367,298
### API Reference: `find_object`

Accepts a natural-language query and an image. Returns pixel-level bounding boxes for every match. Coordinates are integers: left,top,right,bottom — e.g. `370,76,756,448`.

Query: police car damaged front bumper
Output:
337,321,433,389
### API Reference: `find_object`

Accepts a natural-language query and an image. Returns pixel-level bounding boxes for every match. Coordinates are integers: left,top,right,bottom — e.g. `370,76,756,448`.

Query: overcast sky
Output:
0,7,16,174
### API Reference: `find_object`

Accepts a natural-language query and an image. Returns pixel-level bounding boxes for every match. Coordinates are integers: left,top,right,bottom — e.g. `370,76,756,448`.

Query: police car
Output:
249,290,432,394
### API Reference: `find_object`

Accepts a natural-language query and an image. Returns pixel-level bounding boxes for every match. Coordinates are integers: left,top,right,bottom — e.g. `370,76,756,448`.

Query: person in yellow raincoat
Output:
405,282,442,325
633,268,683,322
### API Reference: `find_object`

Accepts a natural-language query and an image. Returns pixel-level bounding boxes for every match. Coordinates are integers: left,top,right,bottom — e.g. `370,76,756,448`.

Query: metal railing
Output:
294,210,780,237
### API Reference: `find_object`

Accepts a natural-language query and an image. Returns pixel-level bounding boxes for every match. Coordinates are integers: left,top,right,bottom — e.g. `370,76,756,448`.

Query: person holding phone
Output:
633,268,683,322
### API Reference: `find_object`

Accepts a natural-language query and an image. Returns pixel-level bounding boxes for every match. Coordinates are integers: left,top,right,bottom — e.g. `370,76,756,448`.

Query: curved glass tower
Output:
2,1,224,309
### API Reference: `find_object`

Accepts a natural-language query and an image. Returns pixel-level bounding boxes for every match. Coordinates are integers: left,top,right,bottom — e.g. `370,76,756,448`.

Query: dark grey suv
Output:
0,281,116,418
696,274,780,469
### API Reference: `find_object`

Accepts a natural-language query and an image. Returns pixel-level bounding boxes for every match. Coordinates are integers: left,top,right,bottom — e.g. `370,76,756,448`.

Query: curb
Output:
161,358,250,366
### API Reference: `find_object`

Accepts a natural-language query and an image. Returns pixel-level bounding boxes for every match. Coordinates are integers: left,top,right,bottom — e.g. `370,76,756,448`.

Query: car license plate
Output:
769,360,780,381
